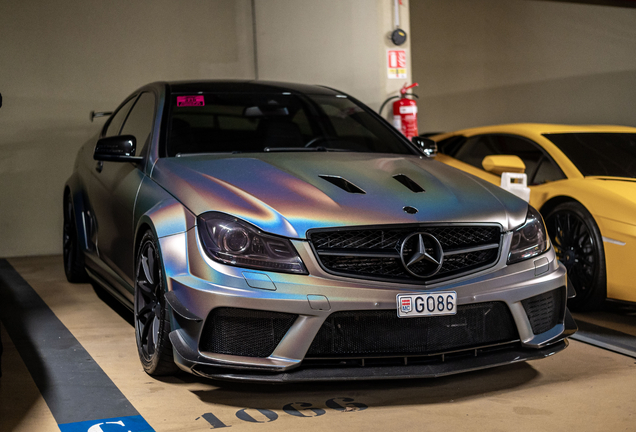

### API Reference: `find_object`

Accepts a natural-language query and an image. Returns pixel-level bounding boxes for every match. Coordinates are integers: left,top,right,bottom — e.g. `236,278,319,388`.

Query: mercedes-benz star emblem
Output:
400,233,444,278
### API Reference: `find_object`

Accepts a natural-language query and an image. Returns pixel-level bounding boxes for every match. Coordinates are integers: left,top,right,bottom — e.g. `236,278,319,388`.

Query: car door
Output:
89,91,156,293
439,134,566,208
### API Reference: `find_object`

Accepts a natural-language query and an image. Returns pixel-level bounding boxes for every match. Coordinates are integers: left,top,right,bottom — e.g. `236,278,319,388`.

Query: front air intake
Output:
521,288,565,335
319,175,366,194
306,302,518,357
199,308,298,357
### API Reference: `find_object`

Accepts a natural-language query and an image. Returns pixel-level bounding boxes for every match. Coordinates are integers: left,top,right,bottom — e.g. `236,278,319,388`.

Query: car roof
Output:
164,80,342,96
437,123,636,139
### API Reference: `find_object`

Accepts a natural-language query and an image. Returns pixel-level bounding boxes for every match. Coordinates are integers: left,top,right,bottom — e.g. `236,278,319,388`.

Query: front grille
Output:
309,225,501,283
199,308,297,357
522,288,565,335
306,302,518,358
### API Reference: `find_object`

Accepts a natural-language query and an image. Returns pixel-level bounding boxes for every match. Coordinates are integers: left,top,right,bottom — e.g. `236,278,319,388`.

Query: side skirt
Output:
85,259,134,311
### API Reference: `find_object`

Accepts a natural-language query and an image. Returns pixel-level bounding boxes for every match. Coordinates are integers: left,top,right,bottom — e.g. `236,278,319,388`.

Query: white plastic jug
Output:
500,172,530,202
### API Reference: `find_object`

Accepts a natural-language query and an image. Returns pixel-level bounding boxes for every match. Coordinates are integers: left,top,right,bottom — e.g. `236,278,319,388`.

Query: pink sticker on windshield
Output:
177,95,205,107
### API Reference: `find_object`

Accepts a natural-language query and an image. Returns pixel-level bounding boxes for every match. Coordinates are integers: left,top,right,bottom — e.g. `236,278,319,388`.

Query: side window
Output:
494,135,544,178
454,134,559,182
104,97,137,138
437,136,466,155
532,158,566,185
120,92,156,156
453,136,501,168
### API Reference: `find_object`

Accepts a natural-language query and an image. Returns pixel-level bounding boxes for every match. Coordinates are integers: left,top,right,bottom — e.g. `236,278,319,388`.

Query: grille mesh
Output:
199,308,297,357
310,225,501,282
306,302,517,357
311,226,499,250
522,288,564,335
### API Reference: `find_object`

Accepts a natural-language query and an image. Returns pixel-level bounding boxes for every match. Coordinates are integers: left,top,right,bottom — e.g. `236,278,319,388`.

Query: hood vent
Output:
393,174,425,193
319,175,366,194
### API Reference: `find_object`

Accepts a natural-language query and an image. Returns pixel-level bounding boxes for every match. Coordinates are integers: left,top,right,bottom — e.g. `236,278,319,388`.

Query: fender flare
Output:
134,197,196,259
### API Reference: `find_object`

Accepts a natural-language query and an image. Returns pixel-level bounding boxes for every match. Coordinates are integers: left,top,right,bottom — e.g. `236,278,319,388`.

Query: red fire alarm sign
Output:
387,50,407,79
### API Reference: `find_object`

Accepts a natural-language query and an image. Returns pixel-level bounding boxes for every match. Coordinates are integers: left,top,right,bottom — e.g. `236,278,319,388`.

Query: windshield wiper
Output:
176,151,244,157
263,147,351,152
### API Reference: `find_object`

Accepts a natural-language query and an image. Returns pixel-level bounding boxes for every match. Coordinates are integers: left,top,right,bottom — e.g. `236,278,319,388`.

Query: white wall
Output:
0,0,411,257
410,0,636,132
255,0,413,110
0,0,256,257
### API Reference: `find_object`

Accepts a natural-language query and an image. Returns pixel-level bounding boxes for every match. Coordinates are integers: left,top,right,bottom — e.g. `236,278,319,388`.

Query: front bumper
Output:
160,228,574,382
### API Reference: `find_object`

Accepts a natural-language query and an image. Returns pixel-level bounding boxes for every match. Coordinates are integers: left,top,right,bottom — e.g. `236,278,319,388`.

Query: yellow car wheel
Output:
544,202,607,311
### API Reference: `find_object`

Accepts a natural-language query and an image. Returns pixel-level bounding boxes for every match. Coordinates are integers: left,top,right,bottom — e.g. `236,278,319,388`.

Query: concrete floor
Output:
1,256,635,432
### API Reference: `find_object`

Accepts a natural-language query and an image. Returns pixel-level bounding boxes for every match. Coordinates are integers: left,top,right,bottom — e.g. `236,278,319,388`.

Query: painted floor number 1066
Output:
196,397,368,428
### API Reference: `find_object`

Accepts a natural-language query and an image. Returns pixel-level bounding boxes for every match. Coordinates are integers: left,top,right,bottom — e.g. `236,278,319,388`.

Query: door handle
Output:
95,161,103,173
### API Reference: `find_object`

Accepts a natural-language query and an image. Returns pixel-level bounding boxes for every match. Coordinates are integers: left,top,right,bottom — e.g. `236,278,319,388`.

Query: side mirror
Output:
412,136,437,158
94,135,143,162
482,155,525,175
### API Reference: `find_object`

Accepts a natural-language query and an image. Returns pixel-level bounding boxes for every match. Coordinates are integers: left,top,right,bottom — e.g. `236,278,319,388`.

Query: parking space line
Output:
570,320,636,359
0,259,154,431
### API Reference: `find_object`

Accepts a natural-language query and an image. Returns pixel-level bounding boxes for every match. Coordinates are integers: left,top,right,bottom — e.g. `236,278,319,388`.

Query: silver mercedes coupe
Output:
63,81,576,382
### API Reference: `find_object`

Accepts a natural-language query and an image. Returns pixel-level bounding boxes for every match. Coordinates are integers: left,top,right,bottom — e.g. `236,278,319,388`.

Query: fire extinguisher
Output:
379,83,419,139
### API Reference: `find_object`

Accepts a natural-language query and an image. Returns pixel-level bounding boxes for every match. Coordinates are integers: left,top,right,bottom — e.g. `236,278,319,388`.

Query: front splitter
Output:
190,340,568,383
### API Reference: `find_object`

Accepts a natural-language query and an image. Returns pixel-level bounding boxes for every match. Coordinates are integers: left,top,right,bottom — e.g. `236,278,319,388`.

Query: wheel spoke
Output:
63,203,74,267
147,250,155,281
565,215,577,244
555,215,565,241
138,303,153,318
141,252,154,285
552,216,567,250
141,310,156,345
576,230,590,247
138,280,154,295
151,315,160,348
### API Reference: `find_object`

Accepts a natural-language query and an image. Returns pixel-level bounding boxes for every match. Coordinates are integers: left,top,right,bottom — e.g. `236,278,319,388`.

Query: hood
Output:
152,153,528,238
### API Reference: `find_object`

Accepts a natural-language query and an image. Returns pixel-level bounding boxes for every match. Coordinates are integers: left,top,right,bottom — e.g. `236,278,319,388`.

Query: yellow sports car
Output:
432,124,636,310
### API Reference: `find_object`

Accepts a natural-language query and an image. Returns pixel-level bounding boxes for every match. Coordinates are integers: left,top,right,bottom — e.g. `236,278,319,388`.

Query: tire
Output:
544,201,607,311
134,230,178,376
63,193,88,283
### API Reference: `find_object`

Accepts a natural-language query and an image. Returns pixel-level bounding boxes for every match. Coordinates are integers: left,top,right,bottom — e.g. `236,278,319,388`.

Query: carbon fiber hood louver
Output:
318,175,366,194
393,174,425,193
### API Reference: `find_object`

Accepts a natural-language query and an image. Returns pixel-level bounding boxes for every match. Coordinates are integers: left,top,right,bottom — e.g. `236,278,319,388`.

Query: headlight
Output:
507,206,550,264
198,213,308,274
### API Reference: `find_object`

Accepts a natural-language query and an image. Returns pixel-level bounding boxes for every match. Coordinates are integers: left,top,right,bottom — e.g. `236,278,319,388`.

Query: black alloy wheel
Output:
63,194,88,283
545,202,606,311
134,231,178,376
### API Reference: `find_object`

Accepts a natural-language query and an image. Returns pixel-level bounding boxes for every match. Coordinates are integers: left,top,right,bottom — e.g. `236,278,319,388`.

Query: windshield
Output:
166,92,414,156
543,133,636,178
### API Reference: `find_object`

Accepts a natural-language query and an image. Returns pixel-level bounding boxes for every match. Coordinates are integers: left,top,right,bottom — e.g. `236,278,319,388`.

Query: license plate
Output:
396,292,457,318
